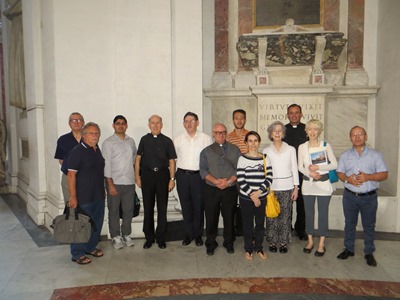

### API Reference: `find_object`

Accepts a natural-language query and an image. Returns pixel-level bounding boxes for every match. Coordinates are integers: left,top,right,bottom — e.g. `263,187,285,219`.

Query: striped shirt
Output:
237,154,273,201
226,129,249,154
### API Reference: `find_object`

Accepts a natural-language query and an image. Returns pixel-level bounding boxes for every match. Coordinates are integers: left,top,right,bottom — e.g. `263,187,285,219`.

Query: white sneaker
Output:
123,235,135,247
112,236,124,250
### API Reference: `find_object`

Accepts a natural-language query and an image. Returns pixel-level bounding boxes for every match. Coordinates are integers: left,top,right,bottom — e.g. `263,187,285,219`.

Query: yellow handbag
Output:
263,155,280,218
266,190,280,218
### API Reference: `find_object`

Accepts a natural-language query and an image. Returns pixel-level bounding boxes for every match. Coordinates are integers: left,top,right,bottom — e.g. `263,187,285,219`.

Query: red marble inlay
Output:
215,0,229,72
238,0,253,71
324,0,340,31
51,277,400,300
347,0,365,69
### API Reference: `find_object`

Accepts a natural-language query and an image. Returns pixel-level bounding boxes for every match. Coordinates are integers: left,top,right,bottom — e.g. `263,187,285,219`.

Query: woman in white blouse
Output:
298,119,337,257
263,121,299,253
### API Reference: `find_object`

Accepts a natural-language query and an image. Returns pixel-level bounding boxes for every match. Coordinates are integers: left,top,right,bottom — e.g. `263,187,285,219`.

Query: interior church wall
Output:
4,0,205,227
375,0,400,200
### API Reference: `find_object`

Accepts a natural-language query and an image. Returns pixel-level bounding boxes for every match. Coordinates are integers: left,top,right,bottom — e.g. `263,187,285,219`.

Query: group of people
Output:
55,105,388,268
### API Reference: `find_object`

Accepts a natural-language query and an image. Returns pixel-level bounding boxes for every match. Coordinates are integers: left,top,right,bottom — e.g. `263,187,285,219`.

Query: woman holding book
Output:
263,121,299,254
298,119,337,257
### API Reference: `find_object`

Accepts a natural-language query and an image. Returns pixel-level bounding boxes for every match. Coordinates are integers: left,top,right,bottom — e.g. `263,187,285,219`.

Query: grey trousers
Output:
303,195,331,237
107,184,135,238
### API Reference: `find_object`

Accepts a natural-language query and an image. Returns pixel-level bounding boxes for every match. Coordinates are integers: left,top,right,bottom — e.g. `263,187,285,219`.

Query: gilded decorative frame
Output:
253,0,325,31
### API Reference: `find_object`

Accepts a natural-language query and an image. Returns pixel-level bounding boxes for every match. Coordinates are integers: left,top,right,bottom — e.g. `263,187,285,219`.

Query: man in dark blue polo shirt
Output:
135,115,177,250
68,122,105,265
54,112,85,203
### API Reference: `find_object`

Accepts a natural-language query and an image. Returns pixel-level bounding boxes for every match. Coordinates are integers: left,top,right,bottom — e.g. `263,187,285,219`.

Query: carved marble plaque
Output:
258,96,324,136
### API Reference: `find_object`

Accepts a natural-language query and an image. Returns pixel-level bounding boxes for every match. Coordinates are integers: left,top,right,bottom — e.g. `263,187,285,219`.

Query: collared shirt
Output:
68,141,105,204
283,122,308,154
102,133,137,185
200,141,241,186
337,146,388,193
173,130,212,171
54,131,80,175
137,133,177,170
226,129,249,154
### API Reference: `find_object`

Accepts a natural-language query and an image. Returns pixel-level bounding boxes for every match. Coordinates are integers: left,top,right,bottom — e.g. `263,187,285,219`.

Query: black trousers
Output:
203,184,237,250
141,169,169,242
176,169,204,239
294,173,306,234
240,197,266,253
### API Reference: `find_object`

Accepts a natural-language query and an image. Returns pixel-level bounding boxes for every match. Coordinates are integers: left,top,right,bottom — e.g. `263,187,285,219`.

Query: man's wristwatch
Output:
344,177,348,184
170,178,175,181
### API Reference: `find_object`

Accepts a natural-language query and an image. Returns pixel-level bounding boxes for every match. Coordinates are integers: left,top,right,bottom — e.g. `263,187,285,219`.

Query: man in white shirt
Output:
174,112,212,246
102,115,137,249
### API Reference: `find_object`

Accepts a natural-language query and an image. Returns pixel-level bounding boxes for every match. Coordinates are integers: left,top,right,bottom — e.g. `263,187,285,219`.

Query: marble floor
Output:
0,194,399,300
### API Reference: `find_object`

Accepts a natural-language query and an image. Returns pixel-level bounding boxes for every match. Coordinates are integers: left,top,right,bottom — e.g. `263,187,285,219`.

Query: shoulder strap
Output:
262,154,267,174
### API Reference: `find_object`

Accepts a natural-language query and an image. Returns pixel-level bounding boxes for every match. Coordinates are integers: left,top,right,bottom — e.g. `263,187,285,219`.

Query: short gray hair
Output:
82,122,101,136
267,121,286,141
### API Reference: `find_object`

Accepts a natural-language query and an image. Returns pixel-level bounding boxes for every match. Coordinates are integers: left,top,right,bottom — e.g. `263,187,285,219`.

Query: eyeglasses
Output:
214,131,227,136
69,119,83,123
351,133,365,137
272,130,283,133
85,132,100,136
184,120,196,125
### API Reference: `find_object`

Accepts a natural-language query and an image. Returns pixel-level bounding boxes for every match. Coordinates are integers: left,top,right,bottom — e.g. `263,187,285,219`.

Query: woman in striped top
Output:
237,131,273,260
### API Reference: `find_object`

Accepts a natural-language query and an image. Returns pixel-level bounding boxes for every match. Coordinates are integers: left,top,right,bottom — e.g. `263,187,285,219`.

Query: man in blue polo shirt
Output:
54,112,85,203
68,122,105,265
336,126,388,267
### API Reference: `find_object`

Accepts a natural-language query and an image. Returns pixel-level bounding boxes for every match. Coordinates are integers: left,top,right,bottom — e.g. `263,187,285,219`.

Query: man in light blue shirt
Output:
336,126,388,267
102,115,137,249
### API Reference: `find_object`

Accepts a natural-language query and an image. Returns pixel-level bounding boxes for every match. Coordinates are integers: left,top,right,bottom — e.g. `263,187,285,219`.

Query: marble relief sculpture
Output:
236,19,347,68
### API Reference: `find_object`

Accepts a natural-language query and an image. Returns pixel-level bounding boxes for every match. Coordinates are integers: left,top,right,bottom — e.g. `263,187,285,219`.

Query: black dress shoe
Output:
143,241,154,249
206,248,214,256
314,247,326,257
279,245,288,253
337,249,354,259
226,246,234,254
157,241,167,249
303,247,313,254
195,236,204,246
182,236,192,246
298,231,308,241
365,254,377,267
269,245,277,253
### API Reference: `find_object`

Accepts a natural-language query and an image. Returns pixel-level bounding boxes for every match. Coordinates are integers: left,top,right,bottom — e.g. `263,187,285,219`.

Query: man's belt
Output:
345,187,377,197
178,168,199,175
145,167,167,172
303,174,329,182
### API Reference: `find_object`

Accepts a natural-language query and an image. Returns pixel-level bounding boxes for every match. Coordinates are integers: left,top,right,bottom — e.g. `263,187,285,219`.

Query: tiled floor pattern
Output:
0,194,399,300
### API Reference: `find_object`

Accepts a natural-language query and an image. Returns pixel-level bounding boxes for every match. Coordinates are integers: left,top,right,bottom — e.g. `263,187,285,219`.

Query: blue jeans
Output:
342,189,377,255
70,199,105,260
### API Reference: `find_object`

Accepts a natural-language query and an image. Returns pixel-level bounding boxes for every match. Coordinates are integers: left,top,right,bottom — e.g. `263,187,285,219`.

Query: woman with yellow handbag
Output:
237,131,273,260
263,121,299,254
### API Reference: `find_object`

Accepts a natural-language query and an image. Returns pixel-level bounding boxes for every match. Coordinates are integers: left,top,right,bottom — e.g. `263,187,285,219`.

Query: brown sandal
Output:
85,248,103,257
245,251,253,260
72,256,91,265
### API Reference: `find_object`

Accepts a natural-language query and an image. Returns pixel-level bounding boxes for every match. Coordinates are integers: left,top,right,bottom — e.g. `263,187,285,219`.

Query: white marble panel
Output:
257,96,325,140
